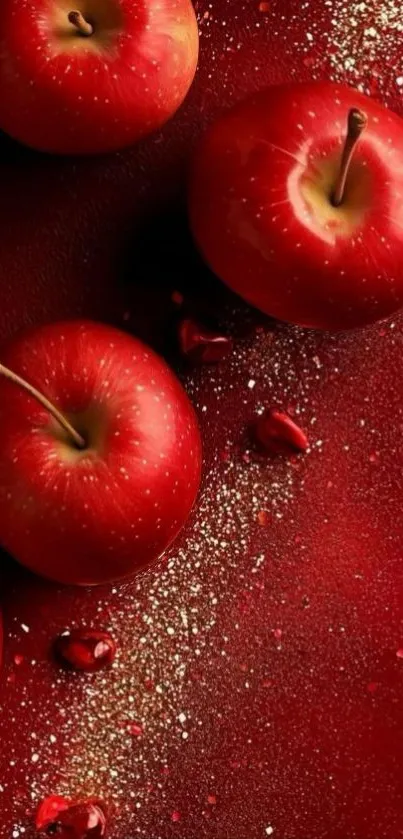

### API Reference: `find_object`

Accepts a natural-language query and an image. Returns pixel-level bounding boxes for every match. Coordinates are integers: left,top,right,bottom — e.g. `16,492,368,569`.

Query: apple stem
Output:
331,108,368,207
68,10,94,37
0,363,86,450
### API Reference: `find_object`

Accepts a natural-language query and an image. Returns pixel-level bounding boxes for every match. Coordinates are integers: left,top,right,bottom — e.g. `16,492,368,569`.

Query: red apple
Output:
189,82,403,330
0,0,199,155
0,321,202,585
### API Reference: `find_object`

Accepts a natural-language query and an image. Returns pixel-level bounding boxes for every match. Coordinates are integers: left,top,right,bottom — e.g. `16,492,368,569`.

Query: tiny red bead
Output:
128,721,143,736
254,409,309,455
55,629,116,673
178,318,232,364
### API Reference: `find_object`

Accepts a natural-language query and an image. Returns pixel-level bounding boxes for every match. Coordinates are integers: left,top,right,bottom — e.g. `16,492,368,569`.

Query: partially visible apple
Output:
0,0,199,154
189,82,403,330
0,321,202,585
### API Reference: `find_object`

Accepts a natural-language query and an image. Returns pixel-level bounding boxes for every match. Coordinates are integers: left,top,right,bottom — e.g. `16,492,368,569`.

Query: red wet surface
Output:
1,2,403,838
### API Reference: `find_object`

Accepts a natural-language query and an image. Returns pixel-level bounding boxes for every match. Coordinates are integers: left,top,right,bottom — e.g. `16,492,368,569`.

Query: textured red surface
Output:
1,2,403,838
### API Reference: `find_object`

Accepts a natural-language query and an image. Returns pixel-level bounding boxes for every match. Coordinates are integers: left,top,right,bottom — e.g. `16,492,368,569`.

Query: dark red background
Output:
1,2,403,837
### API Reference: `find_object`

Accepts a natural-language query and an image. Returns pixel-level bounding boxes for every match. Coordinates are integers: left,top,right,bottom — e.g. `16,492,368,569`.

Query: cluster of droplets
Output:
198,0,403,101
322,0,403,98
2,315,327,838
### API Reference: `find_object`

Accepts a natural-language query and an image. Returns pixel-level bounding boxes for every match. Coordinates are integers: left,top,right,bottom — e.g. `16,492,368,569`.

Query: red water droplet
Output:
144,677,154,691
367,682,379,693
273,628,282,641
171,810,181,822
257,510,269,526
289,454,301,469
254,410,308,456
303,55,316,68
367,75,380,96
178,318,232,364
55,630,116,673
14,654,24,665
37,800,107,838
171,290,184,305
207,794,217,805
259,1,270,9
128,722,143,736
369,451,380,464
396,649,403,659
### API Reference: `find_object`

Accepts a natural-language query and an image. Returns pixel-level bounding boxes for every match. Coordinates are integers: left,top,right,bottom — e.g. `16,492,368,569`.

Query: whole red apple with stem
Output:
0,321,201,585
0,0,199,154
189,82,403,330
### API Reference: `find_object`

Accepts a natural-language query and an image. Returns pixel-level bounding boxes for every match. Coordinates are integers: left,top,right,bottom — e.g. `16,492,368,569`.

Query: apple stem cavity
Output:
0,363,86,450
331,108,368,208
67,10,94,37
